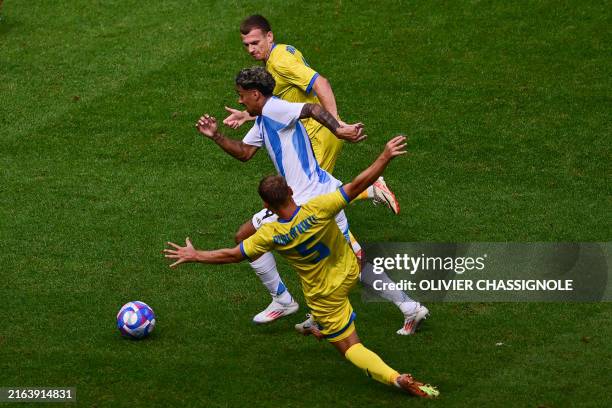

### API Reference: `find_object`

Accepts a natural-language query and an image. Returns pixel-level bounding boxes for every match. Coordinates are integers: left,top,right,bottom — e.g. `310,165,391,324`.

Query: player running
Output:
164,136,440,399
223,16,424,335
197,67,428,335
224,14,398,213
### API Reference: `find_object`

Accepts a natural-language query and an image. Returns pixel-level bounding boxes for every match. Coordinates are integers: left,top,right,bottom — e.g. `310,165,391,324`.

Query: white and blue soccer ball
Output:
117,301,156,339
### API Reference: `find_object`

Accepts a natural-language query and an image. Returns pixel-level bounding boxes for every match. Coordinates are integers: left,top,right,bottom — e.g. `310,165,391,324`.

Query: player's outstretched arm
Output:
311,75,342,123
343,136,407,201
196,114,258,162
299,103,366,143
164,238,244,268
222,106,256,129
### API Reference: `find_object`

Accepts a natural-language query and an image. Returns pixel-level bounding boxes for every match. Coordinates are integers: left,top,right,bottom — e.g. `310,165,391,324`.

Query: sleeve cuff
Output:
339,186,350,203
239,242,252,262
305,72,319,94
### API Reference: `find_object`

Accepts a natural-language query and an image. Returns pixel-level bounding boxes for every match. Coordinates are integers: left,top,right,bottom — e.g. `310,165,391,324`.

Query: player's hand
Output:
382,135,408,160
164,237,197,268
196,114,218,138
223,106,251,129
336,122,367,143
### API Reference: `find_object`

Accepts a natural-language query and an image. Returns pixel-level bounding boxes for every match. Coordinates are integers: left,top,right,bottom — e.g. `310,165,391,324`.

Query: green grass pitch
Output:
1,0,610,406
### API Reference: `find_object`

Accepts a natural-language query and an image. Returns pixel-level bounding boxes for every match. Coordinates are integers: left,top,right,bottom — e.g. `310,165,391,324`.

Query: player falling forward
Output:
164,136,439,398
197,67,428,335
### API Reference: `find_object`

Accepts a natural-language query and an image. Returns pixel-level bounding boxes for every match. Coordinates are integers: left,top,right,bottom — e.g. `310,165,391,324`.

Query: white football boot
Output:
294,314,323,339
372,177,400,214
252,298,299,324
396,304,429,335
294,314,316,335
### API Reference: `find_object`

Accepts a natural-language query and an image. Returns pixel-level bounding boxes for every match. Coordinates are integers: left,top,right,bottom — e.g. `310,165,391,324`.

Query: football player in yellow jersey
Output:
223,14,399,214
164,136,439,398
224,16,428,335
199,67,427,334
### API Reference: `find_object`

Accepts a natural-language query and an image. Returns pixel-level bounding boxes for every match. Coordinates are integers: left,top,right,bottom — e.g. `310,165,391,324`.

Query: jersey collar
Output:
265,43,277,62
278,206,301,223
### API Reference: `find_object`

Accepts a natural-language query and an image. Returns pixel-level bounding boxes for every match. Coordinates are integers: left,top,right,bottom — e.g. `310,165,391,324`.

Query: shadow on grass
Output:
0,16,20,36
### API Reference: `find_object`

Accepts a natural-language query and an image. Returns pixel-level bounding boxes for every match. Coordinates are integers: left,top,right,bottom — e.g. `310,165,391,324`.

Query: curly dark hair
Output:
235,66,276,96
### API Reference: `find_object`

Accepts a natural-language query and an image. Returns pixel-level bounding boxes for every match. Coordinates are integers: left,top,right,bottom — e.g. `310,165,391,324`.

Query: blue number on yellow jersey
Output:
241,188,359,301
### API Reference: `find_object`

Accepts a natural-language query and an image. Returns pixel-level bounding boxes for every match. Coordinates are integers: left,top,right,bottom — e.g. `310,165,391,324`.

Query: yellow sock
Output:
355,190,369,201
344,343,400,386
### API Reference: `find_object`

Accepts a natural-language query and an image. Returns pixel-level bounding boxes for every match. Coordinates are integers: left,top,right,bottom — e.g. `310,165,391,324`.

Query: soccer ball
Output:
117,301,156,339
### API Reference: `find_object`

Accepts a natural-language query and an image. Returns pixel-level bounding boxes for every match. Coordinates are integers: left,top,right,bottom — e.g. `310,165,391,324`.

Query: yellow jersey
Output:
265,43,344,172
241,188,359,302
266,43,320,104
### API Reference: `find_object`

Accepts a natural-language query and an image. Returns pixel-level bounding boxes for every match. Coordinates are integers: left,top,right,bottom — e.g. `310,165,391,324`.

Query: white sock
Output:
366,185,375,198
360,263,418,315
348,231,363,258
396,300,419,316
250,252,293,305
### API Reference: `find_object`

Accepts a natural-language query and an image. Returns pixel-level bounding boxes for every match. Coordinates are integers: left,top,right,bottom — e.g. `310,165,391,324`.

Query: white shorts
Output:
251,207,351,243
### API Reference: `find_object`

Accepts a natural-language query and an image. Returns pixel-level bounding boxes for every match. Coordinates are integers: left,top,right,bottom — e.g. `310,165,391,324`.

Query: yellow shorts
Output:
308,267,359,342
303,119,344,173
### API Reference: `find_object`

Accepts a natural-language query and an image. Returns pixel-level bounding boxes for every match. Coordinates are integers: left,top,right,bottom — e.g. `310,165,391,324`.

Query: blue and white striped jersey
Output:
242,97,341,204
